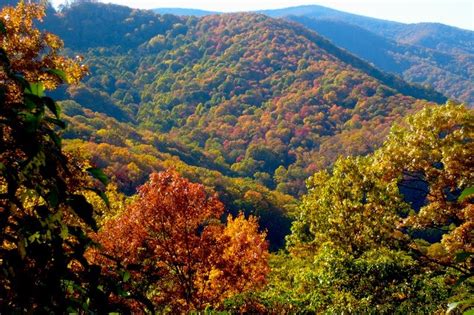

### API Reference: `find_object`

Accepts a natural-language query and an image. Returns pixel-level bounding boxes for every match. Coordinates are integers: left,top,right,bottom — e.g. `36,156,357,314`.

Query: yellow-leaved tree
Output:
262,102,472,313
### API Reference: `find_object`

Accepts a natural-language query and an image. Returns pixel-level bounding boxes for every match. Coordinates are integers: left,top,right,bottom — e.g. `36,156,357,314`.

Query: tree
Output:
195,213,270,305
0,2,127,312
376,101,473,272
272,156,451,313
287,156,407,255
0,2,85,92
92,170,269,312
267,102,472,313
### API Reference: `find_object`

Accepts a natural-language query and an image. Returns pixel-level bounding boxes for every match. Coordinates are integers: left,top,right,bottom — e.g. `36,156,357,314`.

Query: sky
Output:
52,0,474,30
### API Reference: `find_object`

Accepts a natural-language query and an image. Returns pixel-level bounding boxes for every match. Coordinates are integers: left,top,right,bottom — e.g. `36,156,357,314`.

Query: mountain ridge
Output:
151,4,473,104
153,4,473,32
153,8,216,16
288,15,474,104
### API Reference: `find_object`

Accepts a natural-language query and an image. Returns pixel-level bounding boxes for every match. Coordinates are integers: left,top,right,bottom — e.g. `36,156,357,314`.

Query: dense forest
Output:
158,4,474,105
0,2,473,313
44,2,446,198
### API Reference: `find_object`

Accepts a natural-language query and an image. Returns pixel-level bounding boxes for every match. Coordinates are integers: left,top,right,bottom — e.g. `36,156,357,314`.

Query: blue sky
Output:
53,0,474,30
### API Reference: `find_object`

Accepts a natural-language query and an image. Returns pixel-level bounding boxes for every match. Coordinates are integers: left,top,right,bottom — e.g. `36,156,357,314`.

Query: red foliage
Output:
90,170,269,312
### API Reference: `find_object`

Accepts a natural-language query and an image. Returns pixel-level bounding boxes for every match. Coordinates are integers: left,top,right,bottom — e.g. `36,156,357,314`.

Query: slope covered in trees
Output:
42,3,445,198
154,4,474,104
287,16,474,105
60,103,295,250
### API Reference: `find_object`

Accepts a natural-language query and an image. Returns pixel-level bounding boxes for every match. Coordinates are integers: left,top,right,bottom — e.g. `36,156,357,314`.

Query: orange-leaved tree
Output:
0,1,85,104
91,170,269,312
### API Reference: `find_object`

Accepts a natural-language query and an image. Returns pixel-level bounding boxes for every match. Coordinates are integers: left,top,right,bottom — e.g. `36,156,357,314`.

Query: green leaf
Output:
117,287,130,298
22,112,41,133
13,74,29,89
87,168,109,186
47,189,59,208
458,186,474,202
68,195,97,231
60,226,69,239
98,191,110,208
24,95,38,111
26,82,45,97
46,128,62,148
24,93,46,113
46,69,68,83
123,271,130,283
464,308,474,315
28,232,41,243
43,97,61,118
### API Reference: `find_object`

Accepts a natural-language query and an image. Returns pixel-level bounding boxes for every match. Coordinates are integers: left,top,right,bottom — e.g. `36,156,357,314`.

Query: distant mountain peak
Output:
153,7,215,16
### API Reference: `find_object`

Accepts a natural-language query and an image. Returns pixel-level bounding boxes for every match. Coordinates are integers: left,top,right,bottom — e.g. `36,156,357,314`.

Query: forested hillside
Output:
43,2,444,199
1,2,472,313
157,4,474,104
287,15,474,104
61,103,295,249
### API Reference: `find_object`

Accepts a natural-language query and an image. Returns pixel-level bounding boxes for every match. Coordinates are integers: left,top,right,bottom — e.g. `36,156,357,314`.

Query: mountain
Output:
44,2,443,188
153,5,473,54
287,16,474,104
4,2,471,311
261,5,474,54
40,2,295,249
260,5,402,31
391,23,474,55
153,8,215,16
151,4,474,104
263,6,474,104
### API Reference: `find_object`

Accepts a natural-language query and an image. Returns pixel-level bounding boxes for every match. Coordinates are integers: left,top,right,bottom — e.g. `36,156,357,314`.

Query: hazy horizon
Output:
52,0,474,31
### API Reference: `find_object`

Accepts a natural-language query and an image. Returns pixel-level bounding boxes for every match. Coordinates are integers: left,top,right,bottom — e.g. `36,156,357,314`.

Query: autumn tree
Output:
281,156,450,313
0,2,85,94
287,156,407,254
92,170,269,312
0,2,126,312
375,101,473,284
